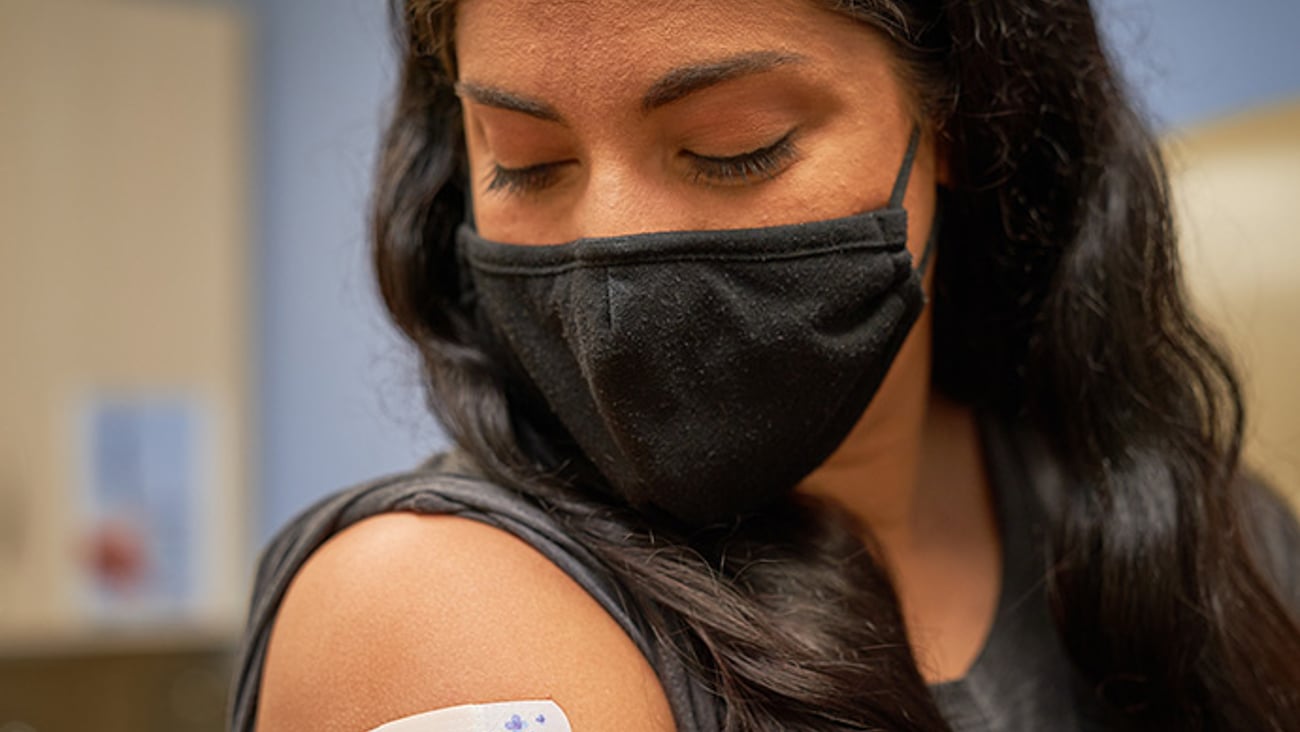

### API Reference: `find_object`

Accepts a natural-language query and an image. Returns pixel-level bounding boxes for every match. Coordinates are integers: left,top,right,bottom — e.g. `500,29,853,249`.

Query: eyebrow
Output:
640,50,806,113
454,80,563,122
455,50,808,123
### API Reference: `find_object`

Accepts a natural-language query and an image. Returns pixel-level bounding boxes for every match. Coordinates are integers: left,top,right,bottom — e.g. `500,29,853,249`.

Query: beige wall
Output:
0,0,250,643
1167,101,1300,508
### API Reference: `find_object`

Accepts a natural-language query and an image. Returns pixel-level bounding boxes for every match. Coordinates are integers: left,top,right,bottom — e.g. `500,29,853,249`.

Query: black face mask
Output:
459,128,934,526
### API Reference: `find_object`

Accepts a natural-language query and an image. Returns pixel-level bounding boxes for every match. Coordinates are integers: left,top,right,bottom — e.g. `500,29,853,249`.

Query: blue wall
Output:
245,0,1300,545
249,0,442,542
1098,0,1300,129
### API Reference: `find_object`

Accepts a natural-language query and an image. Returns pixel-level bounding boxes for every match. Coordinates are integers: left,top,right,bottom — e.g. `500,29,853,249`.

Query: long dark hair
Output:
373,1,1300,729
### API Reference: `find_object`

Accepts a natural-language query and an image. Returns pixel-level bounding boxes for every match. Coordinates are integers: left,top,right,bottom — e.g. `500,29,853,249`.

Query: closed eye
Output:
482,129,800,196
684,129,800,186
484,161,568,195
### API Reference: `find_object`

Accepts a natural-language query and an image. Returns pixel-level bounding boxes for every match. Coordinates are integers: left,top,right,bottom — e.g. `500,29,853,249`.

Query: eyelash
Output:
685,130,799,186
485,162,560,195
483,130,800,196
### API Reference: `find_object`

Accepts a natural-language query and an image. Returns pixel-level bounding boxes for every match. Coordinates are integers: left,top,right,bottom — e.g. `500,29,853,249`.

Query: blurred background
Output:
0,0,1296,730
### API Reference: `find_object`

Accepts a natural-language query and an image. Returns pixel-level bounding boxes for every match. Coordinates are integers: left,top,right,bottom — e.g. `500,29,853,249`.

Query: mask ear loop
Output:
886,126,938,280
888,125,923,210
916,196,940,278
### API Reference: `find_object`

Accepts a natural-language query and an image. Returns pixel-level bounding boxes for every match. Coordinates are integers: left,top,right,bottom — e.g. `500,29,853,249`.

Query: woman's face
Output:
455,0,943,256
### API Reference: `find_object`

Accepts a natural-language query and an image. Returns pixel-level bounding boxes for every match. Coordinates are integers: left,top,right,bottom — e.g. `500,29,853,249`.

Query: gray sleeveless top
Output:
228,416,1300,731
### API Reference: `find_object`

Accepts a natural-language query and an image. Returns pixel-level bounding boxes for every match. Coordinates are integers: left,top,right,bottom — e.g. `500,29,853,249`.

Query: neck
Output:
796,316,1001,682
797,309,940,547
800,390,988,555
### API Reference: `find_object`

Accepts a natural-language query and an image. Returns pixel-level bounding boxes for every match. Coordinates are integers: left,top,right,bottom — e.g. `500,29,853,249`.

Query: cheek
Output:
786,123,940,268
461,136,490,227
462,112,491,191
741,145,904,227
737,92,916,228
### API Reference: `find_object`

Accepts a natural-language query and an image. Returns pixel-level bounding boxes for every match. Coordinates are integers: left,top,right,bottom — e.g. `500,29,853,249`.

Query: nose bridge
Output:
572,154,689,239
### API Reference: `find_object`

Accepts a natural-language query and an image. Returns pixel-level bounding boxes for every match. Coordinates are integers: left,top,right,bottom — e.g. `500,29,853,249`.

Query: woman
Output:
232,1,1300,730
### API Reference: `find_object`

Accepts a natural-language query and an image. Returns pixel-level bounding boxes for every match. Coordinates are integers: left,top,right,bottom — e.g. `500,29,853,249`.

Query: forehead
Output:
453,0,899,104
457,0,808,42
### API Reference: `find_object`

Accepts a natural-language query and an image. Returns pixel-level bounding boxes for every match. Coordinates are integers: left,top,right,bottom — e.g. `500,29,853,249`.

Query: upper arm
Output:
254,512,676,732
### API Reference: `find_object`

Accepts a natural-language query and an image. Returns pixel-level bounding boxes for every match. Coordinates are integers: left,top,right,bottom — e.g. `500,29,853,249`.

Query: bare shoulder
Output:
255,512,676,732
